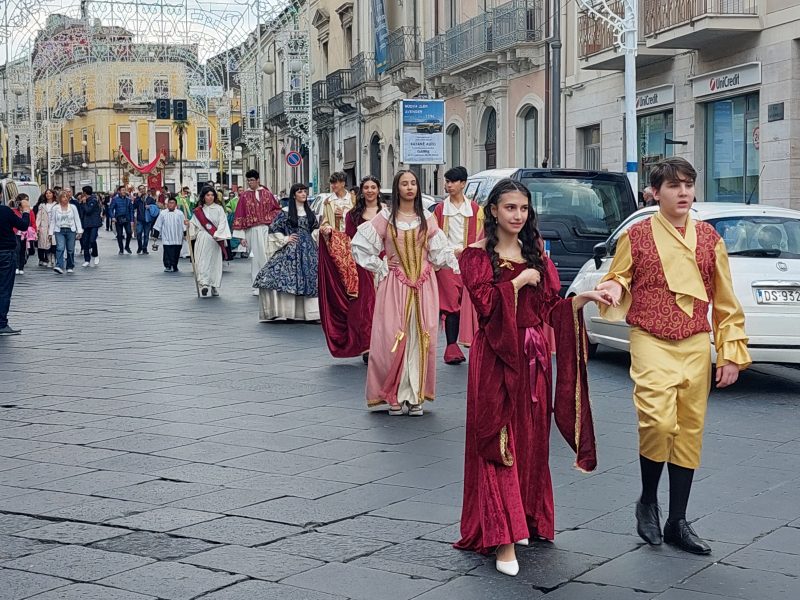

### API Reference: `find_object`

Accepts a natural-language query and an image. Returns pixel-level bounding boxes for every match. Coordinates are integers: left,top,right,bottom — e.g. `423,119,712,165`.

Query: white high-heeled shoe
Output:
495,558,519,577
516,538,529,546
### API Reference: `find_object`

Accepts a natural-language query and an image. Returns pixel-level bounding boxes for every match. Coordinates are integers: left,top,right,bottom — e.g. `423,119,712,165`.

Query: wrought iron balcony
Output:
643,0,761,48
12,153,31,166
351,52,378,88
493,0,544,51
312,80,329,105
387,27,421,72
267,93,286,122
423,35,447,79
326,69,355,112
446,12,492,71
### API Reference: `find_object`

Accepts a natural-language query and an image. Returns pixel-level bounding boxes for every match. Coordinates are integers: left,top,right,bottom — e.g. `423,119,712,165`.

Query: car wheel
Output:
588,342,599,358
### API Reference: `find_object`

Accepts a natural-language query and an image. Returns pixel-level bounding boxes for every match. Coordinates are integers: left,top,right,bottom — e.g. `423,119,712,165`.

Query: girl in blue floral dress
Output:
254,183,320,321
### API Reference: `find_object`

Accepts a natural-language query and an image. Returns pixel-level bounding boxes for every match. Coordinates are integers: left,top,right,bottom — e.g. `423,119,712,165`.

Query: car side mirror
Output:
593,242,607,269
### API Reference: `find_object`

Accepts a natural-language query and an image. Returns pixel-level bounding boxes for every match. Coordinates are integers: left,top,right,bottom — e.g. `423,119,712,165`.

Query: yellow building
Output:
31,14,240,193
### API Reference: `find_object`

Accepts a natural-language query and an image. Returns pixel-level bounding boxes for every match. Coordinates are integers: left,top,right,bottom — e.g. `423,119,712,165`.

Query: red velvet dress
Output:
318,211,376,358
455,247,597,554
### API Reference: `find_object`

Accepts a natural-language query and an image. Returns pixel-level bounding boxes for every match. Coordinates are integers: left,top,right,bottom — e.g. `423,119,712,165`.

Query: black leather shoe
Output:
664,519,711,555
636,501,662,545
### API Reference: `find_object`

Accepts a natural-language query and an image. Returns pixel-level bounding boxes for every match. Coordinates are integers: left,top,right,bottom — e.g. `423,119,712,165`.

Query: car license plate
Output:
755,288,800,304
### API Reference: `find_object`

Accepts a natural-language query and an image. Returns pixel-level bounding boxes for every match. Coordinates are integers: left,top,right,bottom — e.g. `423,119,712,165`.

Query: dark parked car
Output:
465,168,638,294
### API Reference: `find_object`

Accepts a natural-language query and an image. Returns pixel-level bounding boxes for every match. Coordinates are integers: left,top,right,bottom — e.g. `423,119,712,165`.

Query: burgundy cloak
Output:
454,247,597,554
318,211,376,358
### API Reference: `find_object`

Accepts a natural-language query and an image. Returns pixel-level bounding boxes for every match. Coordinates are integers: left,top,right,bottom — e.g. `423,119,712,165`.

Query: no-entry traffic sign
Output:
286,151,303,167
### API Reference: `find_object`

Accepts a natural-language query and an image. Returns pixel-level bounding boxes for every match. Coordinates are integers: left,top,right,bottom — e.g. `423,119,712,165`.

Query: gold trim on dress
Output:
572,301,583,469
500,426,514,466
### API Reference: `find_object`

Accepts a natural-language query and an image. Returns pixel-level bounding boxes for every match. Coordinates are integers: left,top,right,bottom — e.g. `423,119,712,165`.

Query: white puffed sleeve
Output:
428,228,460,273
351,219,389,281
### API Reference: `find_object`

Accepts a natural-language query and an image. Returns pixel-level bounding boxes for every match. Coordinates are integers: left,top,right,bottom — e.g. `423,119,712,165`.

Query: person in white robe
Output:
188,187,231,297
153,197,187,272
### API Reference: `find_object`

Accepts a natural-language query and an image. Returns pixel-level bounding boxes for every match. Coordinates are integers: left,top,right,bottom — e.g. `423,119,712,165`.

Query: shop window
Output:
638,110,673,189
706,92,759,203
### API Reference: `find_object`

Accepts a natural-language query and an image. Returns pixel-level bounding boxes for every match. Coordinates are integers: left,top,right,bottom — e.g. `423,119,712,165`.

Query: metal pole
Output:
624,1,639,194
551,0,561,168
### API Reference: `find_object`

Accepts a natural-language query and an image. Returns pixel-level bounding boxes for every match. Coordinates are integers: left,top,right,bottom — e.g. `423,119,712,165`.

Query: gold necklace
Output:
398,210,417,218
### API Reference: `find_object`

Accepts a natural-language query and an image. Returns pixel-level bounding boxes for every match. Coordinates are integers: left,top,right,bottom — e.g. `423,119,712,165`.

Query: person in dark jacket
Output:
1,197,31,335
133,185,157,255
109,186,134,254
81,185,102,266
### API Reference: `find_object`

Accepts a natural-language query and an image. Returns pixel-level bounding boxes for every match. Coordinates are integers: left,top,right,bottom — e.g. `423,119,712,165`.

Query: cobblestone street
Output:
1,231,799,600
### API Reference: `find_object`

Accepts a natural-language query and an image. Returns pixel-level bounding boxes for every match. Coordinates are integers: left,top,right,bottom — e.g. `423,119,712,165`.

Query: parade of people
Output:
2,2,799,595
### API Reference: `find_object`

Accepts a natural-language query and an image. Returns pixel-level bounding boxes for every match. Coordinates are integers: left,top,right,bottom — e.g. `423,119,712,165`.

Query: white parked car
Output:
566,203,800,365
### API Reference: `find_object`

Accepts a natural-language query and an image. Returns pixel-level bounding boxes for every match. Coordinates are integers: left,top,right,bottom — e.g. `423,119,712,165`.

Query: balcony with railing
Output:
267,93,286,124
386,27,424,93
350,53,381,109
424,1,545,83
312,80,334,120
326,69,355,113
578,2,676,70
643,0,761,49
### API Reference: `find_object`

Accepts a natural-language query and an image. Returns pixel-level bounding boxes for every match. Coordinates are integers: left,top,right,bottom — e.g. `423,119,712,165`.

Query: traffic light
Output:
173,99,187,121
155,98,170,120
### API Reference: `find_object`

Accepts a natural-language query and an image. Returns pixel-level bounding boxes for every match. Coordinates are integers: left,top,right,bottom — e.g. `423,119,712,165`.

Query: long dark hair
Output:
389,170,427,239
351,175,383,225
483,178,544,281
198,186,222,208
288,183,317,230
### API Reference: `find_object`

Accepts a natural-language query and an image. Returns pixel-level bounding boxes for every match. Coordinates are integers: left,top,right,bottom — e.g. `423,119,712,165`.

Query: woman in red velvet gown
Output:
318,176,384,359
454,179,612,576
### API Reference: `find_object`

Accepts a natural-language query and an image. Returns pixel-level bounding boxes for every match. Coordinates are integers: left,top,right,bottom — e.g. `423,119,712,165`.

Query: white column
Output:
496,89,509,168
129,117,139,165
147,117,156,161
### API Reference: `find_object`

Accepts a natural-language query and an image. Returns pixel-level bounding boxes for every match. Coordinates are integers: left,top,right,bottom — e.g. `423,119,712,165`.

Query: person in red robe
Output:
454,178,612,577
318,176,384,359
433,166,484,364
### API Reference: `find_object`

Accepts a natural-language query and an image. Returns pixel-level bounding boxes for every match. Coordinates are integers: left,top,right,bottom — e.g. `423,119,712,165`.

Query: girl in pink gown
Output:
351,170,459,416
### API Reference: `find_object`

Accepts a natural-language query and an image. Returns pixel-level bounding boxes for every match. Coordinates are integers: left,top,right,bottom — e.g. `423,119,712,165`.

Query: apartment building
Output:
568,0,800,208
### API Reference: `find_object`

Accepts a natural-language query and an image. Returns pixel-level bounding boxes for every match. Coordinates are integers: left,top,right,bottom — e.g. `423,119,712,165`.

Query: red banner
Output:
147,173,163,192
119,146,167,176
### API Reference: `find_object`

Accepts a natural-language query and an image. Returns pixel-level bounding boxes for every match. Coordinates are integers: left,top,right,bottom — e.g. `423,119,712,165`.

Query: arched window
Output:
521,106,538,168
446,124,461,167
369,134,382,178
484,108,497,170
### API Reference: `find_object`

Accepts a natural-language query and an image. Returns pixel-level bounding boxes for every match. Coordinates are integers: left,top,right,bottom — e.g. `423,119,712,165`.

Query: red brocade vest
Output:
626,219,720,341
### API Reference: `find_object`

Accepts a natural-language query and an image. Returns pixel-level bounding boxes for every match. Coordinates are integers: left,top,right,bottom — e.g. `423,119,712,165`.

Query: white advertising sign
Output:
636,85,674,111
189,85,224,98
400,99,446,165
692,63,761,98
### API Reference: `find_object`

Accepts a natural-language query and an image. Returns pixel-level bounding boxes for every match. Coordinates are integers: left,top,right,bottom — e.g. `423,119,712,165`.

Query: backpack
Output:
146,203,160,223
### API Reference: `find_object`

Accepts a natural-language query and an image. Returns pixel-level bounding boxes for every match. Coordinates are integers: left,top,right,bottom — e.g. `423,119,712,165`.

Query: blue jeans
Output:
54,228,77,270
0,249,16,328
137,221,153,252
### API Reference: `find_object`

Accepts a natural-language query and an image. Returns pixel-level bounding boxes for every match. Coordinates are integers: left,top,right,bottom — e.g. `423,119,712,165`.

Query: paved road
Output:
1,231,799,600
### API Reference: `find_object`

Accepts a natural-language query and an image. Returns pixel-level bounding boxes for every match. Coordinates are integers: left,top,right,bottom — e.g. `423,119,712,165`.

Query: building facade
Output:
569,0,800,209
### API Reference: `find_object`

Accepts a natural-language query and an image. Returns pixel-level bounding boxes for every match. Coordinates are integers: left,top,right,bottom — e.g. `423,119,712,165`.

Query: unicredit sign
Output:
693,63,761,98
636,85,674,111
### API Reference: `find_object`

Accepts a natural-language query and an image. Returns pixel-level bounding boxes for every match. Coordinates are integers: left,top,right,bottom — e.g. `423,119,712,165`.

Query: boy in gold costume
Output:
597,157,750,555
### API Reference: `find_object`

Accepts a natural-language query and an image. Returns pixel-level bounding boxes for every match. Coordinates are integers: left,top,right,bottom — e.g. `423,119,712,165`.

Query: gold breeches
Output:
629,327,712,469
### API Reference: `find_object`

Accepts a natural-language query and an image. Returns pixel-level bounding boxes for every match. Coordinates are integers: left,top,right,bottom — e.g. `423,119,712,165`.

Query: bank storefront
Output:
693,63,761,204
636,85,675,189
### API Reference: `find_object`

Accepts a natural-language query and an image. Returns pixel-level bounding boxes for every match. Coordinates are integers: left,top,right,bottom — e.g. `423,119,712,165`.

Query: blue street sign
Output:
286,151,303,167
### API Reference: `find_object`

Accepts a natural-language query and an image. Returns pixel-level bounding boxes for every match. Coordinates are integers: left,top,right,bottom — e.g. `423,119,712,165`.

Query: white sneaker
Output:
94,257,100,265
211,287,219,297
82,261,90,267
252,289,259,296
53,267,63,274
18,270,23,275
66,268,74,273
15,269,20,275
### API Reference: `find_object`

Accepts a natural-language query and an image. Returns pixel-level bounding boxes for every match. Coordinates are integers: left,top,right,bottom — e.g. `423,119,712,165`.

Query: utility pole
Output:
577,0,639,193
551,0,561,168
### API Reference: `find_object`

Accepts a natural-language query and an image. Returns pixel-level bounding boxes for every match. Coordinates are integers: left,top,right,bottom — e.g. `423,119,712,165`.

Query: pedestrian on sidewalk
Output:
454,179,606,576
109,185,134,255
434,166,484,365
188,186,231,297
80,186,102,267
0,195,31,335
48,190,83,274
152,197,187,273
11,194,36,276
133,185,157,255
102,194,113,231
596,157,751,556
351,170,459,416
35,189,57,267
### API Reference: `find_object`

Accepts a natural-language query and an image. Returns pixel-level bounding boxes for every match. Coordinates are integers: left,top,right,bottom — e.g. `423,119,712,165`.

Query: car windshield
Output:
519,177,629,236
708,215,800,259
